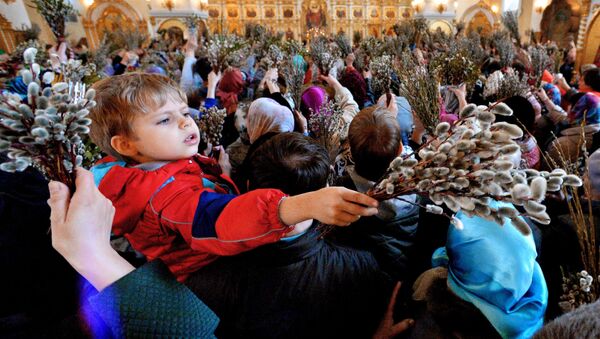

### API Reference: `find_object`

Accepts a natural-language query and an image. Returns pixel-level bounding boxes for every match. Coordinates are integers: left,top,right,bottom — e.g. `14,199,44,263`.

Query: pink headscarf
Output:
300,86,326,118
217,68,245,115
247,98,294,144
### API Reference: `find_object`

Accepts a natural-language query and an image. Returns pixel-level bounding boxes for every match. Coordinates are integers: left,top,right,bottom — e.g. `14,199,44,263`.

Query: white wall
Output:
0,0,31,29
503,0,520,12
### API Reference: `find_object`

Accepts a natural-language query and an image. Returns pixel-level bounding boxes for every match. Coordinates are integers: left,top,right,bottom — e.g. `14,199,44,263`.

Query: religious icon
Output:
286,28,294,40
247,8,257,18
284,9,294,18
370,8,379,18
386,10,395,19
336,9,345,19
228,8,238,18
306,0,326,29
208,9,219,18
265,8,275,18
353,9,363,18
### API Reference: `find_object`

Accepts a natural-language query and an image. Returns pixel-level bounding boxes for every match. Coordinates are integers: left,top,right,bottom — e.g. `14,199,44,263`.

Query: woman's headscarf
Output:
431,201,548,339
217,68,245,115
300,86,326,119
247,98,294,144
340,67,367,108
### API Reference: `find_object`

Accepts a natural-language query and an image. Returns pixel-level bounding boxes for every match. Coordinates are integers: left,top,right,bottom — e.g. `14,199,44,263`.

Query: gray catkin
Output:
530,177,547,201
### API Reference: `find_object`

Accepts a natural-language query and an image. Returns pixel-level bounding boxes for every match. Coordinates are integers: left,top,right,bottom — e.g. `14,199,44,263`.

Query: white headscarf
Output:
247,98,294,144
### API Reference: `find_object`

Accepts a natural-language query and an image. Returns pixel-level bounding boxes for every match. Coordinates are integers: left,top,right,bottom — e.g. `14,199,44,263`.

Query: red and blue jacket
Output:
91,155,292,281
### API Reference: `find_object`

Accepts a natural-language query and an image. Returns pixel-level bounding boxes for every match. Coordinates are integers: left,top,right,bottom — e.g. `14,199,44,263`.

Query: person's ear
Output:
110,135,138,158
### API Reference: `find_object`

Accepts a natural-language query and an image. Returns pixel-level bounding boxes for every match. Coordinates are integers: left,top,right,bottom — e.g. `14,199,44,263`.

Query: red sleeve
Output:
154,183,292,256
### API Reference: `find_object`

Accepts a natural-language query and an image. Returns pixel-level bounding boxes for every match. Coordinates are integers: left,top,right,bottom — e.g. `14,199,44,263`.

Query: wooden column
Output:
0,15,19,54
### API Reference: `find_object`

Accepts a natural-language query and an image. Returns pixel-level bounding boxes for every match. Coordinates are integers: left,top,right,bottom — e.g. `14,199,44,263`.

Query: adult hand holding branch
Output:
49,168,134,291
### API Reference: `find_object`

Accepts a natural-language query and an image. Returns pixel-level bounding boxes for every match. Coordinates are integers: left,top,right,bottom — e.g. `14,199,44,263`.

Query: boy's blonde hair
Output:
89,73,187,161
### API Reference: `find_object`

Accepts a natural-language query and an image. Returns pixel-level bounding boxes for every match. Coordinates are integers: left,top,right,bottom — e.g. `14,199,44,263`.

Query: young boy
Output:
89,73,378,281
333,105,420,280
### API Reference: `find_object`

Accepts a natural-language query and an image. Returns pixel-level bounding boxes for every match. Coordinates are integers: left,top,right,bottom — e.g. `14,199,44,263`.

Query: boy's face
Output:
117,99,200,163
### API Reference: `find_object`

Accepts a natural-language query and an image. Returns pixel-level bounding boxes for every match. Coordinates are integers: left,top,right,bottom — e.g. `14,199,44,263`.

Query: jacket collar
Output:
237,226,323,266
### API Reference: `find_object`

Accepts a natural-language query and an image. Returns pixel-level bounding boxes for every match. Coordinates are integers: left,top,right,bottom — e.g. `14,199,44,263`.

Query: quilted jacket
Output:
91,155,292,281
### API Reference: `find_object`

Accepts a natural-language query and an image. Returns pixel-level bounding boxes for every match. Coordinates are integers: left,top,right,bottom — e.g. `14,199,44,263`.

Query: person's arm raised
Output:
49,168,134,291
206,70,222,100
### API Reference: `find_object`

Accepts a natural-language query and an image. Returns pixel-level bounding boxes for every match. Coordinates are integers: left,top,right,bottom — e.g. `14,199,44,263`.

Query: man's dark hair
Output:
247,133,330,196
583,67,600,92
194,57,213,82
482,58,502,76
497,95,536,132
511,61,527,78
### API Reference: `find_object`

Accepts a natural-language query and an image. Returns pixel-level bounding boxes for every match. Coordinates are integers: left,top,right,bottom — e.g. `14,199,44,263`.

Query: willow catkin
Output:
368,101,583,234
530,177,547,202
563,175,583,187
435,122,451,136
524,200,546,214
511,184,531,200
459,104,477,118
511,217,532,235
490,102,513,116
492,122,524,139
426,204,444,215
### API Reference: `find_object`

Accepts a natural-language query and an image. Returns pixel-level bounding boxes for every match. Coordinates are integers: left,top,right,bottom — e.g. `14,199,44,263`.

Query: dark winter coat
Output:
332,172,420,281
185,226,393,339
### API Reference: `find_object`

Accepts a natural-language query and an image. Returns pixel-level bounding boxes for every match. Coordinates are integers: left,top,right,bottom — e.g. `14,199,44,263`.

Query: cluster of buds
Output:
281,54,306,109
0,80,95,190
334,33,352,57
370,55,394,95
528,45,552,88
1,47,97,189
429,50,479,86
368,102,582,235
61,59,96,84
492,32,515,68
262,44,284,69
579,271,595,293
309,98,344,164
309,36,340,76
484,68,530,100
206,35,249,73
196,106,226,147
560,270,598,313
359,36,383,59
283,40,305,56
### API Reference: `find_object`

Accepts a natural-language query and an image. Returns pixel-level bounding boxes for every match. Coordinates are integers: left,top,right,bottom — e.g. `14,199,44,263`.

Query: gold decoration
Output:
162,0,175,11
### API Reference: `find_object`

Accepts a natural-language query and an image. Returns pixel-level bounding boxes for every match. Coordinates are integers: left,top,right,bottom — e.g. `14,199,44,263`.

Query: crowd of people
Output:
2,20,600,338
